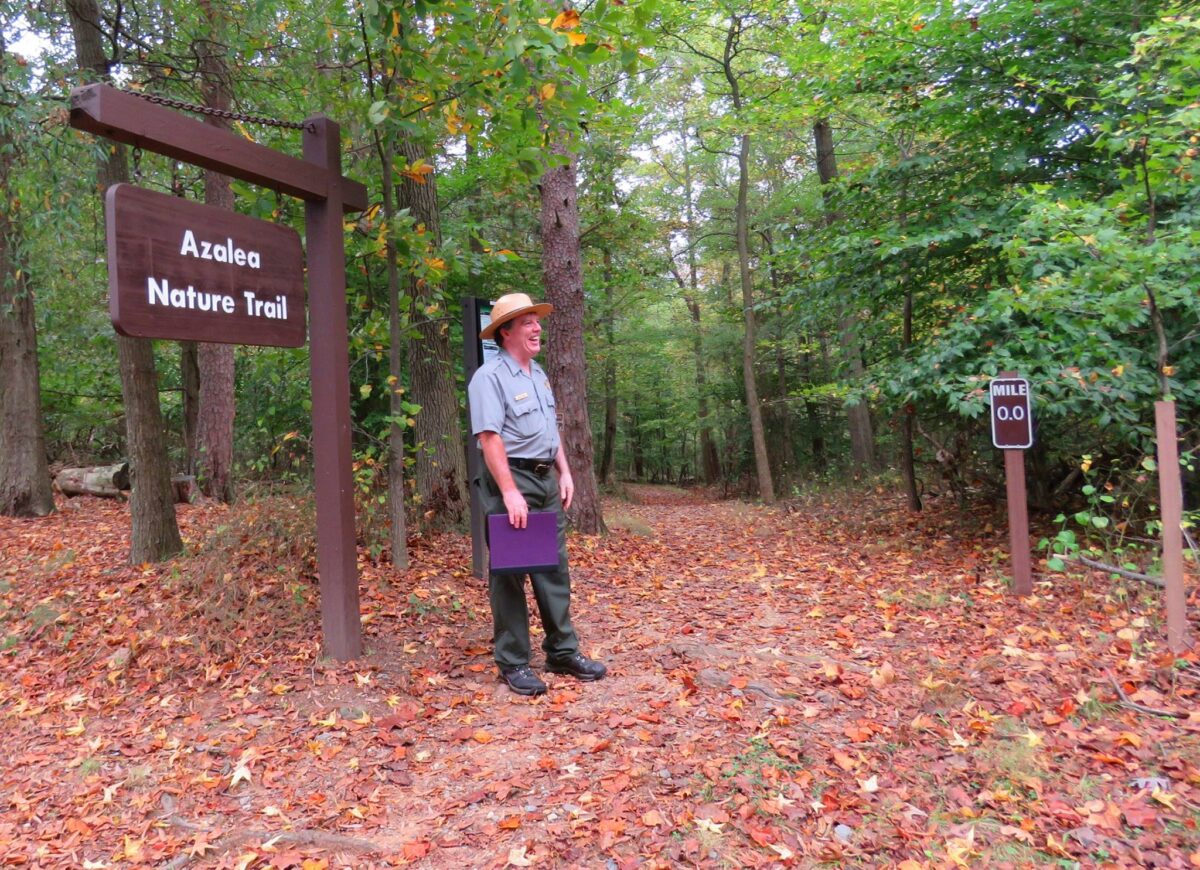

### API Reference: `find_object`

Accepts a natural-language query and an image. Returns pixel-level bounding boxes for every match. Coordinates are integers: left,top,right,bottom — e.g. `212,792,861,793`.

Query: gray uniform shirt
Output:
468,349,561,460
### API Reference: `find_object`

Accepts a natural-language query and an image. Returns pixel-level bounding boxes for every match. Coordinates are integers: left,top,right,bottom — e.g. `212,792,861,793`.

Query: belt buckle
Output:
533,462,552,476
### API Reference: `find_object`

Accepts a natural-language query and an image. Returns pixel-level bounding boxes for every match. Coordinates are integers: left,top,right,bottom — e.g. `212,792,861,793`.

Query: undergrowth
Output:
171,495,318,652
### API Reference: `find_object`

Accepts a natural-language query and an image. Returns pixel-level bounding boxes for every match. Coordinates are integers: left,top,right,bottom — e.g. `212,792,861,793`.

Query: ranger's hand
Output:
559,469,574,511
502,488,529,528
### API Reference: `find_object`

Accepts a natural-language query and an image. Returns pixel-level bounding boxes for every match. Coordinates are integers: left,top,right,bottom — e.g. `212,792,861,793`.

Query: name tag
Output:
514,392,529,402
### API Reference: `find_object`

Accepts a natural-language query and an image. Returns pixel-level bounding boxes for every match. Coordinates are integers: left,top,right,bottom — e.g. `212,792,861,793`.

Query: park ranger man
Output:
468,293,607,696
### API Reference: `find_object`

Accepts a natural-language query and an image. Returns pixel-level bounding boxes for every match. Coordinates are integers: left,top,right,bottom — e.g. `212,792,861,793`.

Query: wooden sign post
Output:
70,84,368,660
991,372,1034,596
1155,401,1192,652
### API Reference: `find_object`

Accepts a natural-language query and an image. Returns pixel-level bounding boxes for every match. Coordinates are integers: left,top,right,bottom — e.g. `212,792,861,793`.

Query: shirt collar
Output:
498,349,539,378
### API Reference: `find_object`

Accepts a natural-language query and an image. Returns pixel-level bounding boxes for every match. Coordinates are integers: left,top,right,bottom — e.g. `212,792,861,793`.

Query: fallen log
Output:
55,462,130,499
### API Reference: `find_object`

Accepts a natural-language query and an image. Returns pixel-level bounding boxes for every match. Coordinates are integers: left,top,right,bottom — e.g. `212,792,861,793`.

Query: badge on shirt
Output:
514,392,529,402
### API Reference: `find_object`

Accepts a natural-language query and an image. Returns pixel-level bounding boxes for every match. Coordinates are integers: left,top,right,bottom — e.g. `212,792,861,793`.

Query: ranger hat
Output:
480,293,553,340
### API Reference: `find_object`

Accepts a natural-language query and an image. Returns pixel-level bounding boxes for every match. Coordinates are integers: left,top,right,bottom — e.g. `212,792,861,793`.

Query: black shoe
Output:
499,665,547,696
546,652,607,682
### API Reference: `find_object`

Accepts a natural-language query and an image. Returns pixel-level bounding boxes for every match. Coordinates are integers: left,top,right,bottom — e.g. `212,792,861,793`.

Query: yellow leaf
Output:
65,718,86,737
302,860,329,870
1022,729,1044,748
552,9,581,30
920,674,946,690
859,775,880,793
123,837,144,861
540,82,557,101
1151,788,1178,809
1116,732,1141,748
230,753,255,788
870,661,896,689
567,31,587,46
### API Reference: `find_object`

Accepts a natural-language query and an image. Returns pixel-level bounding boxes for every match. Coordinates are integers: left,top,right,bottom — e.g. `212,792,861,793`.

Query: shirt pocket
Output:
510,399,542,439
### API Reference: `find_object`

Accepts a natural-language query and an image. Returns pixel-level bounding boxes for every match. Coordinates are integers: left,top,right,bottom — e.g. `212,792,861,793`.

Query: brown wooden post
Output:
304,117,362,661
1155,401,1192,652
994,371,1033,596
1005,448,1033,596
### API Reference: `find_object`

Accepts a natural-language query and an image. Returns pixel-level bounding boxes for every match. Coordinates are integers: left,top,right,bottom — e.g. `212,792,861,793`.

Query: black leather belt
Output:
509,457,554,476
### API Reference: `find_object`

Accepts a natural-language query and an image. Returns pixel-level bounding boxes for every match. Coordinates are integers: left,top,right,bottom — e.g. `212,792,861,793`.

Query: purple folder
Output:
487,511,560,574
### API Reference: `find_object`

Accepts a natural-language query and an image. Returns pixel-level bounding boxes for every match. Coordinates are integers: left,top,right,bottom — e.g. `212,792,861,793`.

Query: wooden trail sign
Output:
992,372,1033,596
71,84,367,660
107,184,306,347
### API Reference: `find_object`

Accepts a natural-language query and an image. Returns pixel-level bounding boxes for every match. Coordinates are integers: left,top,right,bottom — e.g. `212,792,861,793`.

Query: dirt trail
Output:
1,487,1197,868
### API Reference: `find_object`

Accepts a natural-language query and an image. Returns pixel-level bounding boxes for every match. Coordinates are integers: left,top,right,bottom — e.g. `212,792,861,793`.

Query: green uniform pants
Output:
477,465,579,668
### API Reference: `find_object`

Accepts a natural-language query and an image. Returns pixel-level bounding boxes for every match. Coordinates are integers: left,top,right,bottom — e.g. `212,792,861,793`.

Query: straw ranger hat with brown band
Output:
480,293,554,341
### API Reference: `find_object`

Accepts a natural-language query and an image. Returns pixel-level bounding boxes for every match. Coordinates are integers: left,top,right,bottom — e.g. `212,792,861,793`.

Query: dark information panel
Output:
107,184,306,347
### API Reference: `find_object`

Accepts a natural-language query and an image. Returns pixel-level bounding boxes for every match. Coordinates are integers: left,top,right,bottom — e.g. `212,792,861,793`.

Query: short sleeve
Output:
468,365,506,435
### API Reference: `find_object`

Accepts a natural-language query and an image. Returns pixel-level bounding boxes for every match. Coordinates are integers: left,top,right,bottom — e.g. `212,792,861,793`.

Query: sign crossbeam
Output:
70,85,367,213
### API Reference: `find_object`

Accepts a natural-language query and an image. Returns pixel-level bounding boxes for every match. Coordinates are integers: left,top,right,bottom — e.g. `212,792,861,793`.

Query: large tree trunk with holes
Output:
398,134,467,528
540,141,604,532
814,118,875,472
193,1,236,503
67,0,182,562
0,38,54,517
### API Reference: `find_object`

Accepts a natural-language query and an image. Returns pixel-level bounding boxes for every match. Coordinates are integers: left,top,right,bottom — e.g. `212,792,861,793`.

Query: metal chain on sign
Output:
124,88,311,131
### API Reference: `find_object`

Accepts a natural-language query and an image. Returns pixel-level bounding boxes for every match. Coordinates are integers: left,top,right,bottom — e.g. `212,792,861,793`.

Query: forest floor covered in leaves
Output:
1,484,1198,869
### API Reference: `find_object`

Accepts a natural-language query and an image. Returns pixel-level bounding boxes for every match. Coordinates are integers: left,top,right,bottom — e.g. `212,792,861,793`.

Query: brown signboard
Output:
106,183,306,347
990,376,1033,449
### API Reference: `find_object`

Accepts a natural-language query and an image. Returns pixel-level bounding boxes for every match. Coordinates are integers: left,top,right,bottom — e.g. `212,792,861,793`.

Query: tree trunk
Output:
0,34,54,517
726,21,774,502
0,78,54,516
540,141,604,532
397,135,467,528
895,164,921,511
194,2,236,503
360,15,410,567
598,248,617,487
180,340,199,474
677,125,719,485
814,117,875,472
67,0,182,563
384,145,411,566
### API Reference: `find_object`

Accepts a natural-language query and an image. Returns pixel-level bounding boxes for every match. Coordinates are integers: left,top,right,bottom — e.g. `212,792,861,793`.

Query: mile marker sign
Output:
990,377,1033,449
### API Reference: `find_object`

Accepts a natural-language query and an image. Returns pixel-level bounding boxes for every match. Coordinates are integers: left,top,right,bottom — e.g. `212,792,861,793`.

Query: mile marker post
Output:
991,371,1034,596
